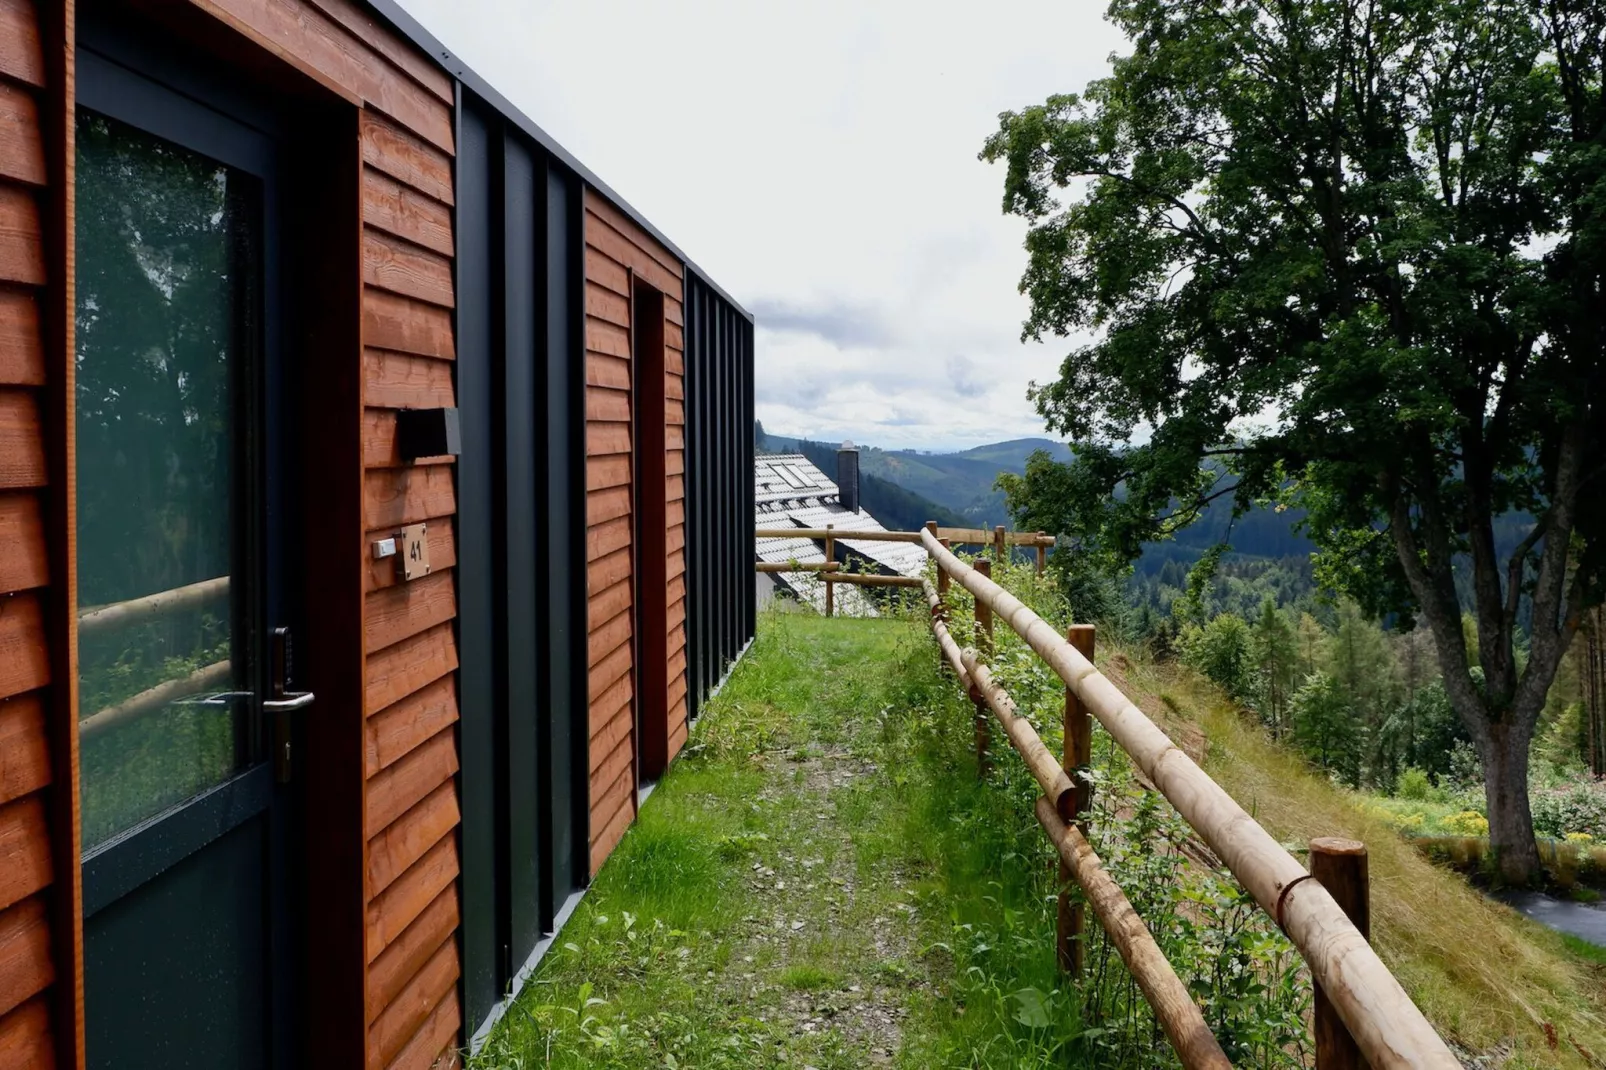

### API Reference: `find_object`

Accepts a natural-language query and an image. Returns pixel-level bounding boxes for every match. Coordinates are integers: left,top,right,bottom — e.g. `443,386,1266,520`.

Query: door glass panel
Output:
75,109,261,850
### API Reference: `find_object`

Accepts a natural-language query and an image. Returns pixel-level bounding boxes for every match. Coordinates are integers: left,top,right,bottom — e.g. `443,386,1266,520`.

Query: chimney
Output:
837,441,861,514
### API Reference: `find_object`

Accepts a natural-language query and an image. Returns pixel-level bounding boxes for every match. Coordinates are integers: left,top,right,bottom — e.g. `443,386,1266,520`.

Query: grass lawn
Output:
472,609,1165,1069
470,605,1606,1069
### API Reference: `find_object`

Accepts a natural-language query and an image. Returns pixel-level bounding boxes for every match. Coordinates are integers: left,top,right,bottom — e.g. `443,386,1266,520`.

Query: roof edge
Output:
364,0,754,323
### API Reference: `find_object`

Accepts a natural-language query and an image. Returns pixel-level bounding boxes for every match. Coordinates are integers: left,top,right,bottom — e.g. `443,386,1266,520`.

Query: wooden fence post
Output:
973,559,993,778
1058,623,1095,975
824,523,835,618
994,524,1006,563
1310,838,1371,1070
1035,533,1047,577
936,538,950,600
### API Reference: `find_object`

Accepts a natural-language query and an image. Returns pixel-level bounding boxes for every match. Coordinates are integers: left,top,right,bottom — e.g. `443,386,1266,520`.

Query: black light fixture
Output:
396,407,461,461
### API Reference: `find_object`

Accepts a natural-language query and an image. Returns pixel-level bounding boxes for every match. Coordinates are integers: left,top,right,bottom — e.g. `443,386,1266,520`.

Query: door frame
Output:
72,14,303,1067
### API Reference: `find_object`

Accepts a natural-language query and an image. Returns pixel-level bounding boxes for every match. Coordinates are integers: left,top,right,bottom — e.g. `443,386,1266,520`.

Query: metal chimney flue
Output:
837,441,861,514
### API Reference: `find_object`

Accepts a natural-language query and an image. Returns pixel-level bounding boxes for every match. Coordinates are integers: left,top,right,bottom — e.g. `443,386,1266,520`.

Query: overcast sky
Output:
395,0,1127,451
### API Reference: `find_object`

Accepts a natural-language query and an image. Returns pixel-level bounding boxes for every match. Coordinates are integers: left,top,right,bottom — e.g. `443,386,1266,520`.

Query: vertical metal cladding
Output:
454,88,590,1037
683,270,757,718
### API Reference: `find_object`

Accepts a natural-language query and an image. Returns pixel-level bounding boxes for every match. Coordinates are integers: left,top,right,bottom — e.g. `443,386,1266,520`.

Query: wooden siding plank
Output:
589,793,635,874
367,779,457,895
366,884,457,1025
365,465,456,532
588,577,630,628
366,834,457,964
0,593,46,701
0,795,49,911
0,895,51,1019
385,989,460,1070
585,352,629,391
587,544,631,593
194,0,452,152
362,168,452,258
0,85,44,187
365,569,456,654
0,694,47,806
585,486,630,528
365,728,458,839
363,291,454,359
587,642,631,704
365,622,457,716
586,422,630,457
588,674,631,737
587,610,631,669
367,934,458,1069
0,287,42,386
365,675,456,779
0,0,45,88
586,453,629,492
366,518,456,593
585,315,630,360
302,0,454,104
585,517,630,564
589,747,632,811
0,996,52,1066
360,110,453,206
583,246,629,296
0,391,45,489
583,279,628,328
0,180,44,288
584,193,677,279
585,389,629,424
362,350,455,409
0,492,45,595
363,230,454,310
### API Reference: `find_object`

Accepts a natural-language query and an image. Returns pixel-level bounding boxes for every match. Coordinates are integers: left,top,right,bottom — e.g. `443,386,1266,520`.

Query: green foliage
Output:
1397,767,1434,802
1179,613,1255,702
1250,600,1299,740
982,0,1606,881
1290,674,1363,787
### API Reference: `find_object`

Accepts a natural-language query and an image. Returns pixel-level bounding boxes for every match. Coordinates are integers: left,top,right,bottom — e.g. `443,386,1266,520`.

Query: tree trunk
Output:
1481,720,1542,885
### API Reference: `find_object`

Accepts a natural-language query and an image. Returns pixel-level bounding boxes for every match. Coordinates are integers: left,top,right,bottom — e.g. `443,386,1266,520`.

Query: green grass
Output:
469,596,1606,1069
1108,646,1606,1069
471,609,1252,1069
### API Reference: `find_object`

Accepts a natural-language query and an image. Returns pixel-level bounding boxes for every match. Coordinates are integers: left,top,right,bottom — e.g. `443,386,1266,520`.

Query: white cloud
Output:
394,0,1124,450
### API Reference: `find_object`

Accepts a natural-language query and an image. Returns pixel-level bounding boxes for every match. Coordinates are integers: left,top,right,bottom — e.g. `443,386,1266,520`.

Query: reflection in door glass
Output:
75,110,260,849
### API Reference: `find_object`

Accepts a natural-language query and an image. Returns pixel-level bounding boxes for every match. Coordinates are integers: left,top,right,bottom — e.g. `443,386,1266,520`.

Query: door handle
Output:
263,692,315,712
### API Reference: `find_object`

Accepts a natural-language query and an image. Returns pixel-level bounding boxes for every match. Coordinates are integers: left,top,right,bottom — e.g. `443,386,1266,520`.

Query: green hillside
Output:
762,425,1071,527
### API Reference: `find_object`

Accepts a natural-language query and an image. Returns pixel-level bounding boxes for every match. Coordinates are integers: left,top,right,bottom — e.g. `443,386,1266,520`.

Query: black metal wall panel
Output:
453,93,499,1032
499,131,542,971
682,271,757,719
457,90,592,1040
540,161,587,922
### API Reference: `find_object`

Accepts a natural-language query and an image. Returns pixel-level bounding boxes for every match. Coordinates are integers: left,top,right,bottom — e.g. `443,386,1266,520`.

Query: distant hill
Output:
792,441,970,532
761,429,1072,528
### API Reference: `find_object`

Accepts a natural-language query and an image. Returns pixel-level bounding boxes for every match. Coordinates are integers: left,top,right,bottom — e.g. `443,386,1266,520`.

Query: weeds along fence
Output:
752,524,1462,1070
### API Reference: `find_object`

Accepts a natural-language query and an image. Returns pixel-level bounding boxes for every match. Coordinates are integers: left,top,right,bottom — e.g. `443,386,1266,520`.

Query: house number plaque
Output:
398,522,430,581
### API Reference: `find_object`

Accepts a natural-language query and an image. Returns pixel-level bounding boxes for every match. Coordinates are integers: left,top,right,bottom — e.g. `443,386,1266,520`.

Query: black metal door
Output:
74,31,302,1070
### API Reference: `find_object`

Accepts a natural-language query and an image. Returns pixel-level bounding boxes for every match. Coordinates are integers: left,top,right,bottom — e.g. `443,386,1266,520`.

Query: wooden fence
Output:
753,523,1461,1069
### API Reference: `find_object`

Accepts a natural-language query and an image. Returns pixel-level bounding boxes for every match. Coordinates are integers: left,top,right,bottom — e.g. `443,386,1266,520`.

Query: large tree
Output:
983,0,1603,881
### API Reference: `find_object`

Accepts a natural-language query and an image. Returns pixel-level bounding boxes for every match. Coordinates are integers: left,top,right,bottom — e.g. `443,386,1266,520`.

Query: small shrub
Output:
1532,778,1606,840
1442,811,1489,836
1396,767,1432,801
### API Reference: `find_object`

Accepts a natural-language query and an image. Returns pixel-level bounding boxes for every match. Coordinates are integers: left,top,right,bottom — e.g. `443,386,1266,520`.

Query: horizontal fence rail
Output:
755,526,1054,548
916,528,1459,1070
78,575,230,636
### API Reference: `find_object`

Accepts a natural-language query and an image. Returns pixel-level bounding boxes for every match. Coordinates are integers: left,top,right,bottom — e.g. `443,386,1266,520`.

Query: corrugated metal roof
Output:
754,454,927,616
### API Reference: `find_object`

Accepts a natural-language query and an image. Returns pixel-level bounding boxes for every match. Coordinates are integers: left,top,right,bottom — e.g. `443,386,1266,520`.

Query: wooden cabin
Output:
0,0,756,1065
